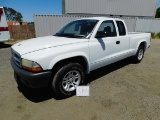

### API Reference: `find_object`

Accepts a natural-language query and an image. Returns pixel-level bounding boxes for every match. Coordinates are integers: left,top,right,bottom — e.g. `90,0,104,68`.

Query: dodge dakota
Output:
11,17,151,98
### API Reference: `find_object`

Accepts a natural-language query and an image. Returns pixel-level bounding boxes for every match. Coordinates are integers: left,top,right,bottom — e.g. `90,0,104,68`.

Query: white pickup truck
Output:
11,17,151,98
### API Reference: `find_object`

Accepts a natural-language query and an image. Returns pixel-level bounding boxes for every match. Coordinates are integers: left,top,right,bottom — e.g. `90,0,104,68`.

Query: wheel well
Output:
139,42,147,51
52,56,88,74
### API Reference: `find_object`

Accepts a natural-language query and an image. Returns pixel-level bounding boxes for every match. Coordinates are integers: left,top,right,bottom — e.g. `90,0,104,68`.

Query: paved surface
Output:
0,40,160,120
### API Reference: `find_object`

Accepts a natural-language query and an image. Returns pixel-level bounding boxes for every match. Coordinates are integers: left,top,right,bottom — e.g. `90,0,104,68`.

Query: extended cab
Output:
11,17,151,98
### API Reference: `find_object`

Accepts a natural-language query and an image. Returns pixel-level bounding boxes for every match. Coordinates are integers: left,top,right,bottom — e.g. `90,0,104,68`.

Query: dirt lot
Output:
0,40,160,120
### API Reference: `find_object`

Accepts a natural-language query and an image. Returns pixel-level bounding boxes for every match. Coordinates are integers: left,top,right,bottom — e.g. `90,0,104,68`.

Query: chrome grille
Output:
11,49,21,68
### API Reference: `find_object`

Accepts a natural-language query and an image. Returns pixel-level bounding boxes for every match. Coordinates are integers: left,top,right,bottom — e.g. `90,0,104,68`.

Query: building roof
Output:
63,0,158,17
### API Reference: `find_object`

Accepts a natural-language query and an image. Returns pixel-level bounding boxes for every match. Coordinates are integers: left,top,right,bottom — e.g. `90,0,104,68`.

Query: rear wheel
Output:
51,63,85,98
133,46,144,63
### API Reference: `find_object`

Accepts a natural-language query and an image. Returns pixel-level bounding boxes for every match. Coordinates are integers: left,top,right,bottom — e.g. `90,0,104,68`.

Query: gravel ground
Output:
0,40,160,120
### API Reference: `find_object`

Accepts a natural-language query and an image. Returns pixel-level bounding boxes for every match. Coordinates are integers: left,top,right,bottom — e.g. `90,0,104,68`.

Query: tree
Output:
3,7,23,22
155,7,160,18
28,22,34,25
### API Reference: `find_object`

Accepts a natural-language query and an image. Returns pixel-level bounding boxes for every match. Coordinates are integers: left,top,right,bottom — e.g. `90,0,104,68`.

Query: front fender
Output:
49,51,90,74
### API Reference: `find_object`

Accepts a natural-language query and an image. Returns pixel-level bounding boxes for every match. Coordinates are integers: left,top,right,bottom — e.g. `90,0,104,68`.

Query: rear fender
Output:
135,40,147,54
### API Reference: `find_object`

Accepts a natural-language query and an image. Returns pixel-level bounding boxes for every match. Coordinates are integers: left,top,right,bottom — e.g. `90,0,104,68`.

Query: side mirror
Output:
95,31,109,38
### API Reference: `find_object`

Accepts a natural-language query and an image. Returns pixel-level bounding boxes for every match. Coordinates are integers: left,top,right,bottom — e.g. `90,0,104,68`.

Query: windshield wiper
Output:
54,33,61,36
54,33,71,37
54,33,85,38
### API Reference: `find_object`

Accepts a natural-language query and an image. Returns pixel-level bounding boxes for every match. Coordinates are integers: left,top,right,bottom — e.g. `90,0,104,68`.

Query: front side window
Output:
116,21,126,36
55,19,99,38
97,20,117,37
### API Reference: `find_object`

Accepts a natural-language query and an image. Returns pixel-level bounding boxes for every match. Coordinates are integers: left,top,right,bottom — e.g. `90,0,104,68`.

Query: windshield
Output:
55,19,99,38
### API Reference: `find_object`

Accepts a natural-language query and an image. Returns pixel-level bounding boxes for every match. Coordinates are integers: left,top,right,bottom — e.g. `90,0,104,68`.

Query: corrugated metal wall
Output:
135,18,160,33
34,15,136,37
64,0,158,17
34,15,93,37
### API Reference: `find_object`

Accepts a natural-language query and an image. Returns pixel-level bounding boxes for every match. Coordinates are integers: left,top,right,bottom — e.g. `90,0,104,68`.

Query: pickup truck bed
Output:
128,32,151,50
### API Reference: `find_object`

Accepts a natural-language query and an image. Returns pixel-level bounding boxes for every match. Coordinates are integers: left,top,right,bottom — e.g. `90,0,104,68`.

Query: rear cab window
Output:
116,21,126,36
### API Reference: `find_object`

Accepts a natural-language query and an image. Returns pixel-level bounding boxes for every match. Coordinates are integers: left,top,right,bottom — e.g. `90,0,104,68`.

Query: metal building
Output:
135,18,160,33
34,0,160,37
63,0,158,18
34,15,137,37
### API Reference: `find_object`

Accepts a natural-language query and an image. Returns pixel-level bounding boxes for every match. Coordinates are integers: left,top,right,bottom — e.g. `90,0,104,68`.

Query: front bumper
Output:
11,59,52,88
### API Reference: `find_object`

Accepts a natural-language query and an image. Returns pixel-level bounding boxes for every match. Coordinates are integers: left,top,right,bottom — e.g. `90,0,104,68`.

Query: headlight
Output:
21,59,43,72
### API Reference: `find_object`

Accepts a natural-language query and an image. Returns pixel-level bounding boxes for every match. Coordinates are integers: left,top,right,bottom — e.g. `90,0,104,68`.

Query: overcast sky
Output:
1,0,160,22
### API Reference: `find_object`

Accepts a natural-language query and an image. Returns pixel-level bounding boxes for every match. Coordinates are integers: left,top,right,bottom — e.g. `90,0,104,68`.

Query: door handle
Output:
116,41,120,44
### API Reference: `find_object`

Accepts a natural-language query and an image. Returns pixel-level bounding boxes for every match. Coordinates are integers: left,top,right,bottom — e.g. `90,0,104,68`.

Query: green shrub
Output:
155,32,160,38
151,32,156,39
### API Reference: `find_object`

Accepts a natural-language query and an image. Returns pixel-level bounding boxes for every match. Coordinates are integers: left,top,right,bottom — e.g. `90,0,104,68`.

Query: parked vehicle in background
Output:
11,17,151,98
0,7,10,43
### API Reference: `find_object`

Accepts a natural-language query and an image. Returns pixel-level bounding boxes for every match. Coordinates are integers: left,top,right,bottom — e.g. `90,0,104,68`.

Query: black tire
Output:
133,46,144,63
51,63,85,98
0,42,4,45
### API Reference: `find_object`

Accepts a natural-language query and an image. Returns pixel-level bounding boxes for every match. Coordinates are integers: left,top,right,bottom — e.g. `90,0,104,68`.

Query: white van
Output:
0,7,10,42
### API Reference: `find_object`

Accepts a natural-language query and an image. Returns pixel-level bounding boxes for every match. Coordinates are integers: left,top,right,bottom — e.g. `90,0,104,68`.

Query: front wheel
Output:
51,63,85,98
133,46,144,63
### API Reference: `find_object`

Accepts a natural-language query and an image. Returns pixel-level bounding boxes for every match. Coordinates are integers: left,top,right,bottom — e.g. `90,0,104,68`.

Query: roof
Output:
77,17,123,21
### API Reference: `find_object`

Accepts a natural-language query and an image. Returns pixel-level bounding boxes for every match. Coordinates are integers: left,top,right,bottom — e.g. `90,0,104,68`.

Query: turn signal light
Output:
22,66,43,72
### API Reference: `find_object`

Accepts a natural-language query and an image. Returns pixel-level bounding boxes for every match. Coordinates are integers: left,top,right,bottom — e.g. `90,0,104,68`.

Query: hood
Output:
11,36,88,55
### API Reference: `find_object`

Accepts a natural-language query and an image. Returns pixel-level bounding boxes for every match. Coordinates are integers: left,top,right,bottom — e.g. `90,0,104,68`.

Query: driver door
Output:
89,20,121,71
